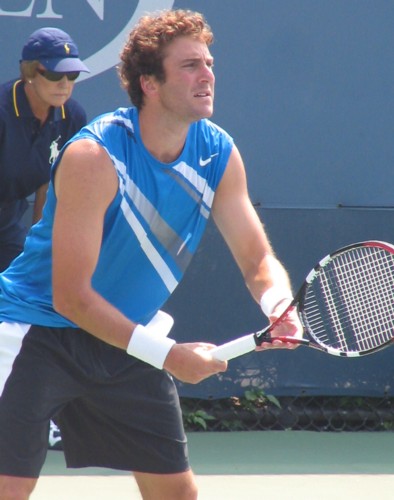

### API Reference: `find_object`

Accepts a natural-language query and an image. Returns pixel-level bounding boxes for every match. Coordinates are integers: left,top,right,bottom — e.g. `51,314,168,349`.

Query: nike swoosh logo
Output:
199,153,218,167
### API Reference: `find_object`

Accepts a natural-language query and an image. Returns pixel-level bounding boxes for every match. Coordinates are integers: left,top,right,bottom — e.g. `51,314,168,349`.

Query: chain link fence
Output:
49,393,394,452
180,394,394,432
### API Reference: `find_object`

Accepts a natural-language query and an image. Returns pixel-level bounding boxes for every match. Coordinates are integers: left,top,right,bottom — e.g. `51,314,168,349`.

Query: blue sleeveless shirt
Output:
0,107,233,326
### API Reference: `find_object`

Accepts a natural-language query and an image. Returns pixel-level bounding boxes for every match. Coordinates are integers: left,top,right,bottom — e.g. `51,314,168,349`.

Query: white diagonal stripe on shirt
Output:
172,161,215,209
119,198,179,293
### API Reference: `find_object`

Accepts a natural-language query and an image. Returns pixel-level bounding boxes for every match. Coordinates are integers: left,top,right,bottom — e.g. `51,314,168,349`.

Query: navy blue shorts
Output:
0,324,189,477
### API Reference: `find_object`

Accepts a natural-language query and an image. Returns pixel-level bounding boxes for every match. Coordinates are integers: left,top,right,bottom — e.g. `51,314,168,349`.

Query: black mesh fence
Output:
49,393,394,452
180,394,394,432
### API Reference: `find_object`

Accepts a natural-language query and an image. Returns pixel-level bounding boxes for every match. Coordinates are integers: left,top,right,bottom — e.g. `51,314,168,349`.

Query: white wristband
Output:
144,310,174,337
260,286,293,317
127,325,176,369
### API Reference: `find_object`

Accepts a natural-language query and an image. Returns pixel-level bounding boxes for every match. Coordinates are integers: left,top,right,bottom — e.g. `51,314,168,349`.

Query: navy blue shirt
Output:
0,79,86,268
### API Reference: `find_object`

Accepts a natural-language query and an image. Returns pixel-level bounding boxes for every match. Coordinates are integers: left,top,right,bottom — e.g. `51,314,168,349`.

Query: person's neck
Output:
138,107,189,164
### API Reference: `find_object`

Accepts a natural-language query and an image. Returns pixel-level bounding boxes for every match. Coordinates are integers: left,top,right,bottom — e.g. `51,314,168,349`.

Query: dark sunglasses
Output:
36,68,80,82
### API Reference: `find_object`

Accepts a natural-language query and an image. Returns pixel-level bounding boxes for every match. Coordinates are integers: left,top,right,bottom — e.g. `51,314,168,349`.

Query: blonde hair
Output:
20,60,39,80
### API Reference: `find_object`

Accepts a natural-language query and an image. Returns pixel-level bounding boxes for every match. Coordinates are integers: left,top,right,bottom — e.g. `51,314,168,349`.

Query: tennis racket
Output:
211,240,394,361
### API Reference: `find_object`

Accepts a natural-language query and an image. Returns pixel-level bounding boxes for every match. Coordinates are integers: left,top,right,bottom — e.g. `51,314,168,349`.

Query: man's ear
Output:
140,75,158,97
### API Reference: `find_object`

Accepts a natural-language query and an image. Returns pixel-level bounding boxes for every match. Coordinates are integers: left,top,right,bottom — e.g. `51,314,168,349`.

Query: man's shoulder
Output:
197,117,231,137
88,106,134,126
70,107,135,151
192,118,234,150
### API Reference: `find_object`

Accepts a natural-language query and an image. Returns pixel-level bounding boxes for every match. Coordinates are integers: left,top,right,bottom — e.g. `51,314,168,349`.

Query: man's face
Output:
157,36,215,123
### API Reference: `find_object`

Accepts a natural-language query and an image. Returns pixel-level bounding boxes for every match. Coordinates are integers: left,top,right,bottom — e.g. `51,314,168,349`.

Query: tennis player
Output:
0,10,302,500
0,26,89,272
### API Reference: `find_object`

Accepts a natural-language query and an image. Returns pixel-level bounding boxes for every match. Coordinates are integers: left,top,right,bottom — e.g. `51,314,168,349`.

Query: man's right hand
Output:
163,342,228,384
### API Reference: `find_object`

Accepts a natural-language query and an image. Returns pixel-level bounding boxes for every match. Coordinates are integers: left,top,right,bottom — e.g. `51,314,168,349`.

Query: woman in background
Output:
0,26,89,271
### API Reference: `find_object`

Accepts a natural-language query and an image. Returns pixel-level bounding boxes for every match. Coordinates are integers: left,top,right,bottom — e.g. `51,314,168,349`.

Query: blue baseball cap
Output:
21,27,89,73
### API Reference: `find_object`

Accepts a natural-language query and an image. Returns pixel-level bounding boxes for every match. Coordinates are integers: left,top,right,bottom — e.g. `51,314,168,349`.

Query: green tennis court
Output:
31,430,394,499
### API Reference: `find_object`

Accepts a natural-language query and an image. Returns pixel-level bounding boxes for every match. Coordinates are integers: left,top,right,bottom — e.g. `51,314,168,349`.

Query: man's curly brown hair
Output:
118,9,213,110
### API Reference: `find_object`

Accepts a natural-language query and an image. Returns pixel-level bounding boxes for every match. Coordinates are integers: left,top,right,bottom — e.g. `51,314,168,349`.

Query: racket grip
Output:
211,334,257,361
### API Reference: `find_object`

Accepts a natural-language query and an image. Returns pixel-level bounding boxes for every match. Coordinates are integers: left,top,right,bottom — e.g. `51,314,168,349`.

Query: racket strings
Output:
302,246,394,353
334,249,394,350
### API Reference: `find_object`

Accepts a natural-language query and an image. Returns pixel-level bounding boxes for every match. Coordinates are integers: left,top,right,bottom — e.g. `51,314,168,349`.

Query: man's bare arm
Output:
212,145,302,346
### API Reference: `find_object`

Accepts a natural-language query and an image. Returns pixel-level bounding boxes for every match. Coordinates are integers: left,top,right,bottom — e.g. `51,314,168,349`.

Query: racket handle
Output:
211,334,257,361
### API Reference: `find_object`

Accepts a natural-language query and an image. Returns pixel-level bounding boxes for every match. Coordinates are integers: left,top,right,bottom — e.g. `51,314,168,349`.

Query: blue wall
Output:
2,1,394,398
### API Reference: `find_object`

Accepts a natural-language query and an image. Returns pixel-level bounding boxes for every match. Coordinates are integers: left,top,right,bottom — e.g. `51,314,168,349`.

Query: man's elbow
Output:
52,283,90,322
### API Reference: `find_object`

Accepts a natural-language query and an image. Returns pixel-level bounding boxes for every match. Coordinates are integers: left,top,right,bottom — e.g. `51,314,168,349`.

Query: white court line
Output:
31,474,394,500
